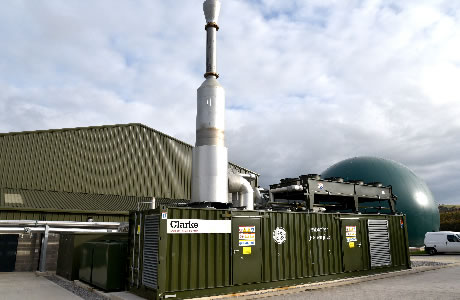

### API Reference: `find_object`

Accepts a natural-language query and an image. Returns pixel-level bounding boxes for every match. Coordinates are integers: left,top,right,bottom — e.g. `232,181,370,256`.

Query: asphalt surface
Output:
272,255,460,300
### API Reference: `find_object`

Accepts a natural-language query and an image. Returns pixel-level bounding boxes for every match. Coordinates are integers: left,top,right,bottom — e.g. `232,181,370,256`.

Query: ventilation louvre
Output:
143,215,160,289
368,219,391,267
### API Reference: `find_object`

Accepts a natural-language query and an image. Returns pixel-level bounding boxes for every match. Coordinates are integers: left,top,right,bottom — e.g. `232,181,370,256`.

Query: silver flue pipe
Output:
191,0,228,204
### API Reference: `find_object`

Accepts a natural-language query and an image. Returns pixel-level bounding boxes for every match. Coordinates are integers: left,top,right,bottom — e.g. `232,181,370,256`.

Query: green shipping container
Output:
128,207,410,299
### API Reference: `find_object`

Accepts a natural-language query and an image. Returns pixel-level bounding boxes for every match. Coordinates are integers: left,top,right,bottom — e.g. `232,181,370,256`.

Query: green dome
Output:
322,156,439,247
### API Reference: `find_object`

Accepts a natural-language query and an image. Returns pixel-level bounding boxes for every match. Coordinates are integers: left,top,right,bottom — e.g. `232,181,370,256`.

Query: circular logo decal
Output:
273,227,287,244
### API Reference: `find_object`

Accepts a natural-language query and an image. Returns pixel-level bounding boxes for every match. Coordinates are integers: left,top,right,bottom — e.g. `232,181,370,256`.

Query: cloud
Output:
0,0,459,203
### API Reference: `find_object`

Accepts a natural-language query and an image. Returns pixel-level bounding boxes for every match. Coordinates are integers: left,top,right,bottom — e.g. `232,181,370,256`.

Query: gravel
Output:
45,275,108,300
411,260,450,268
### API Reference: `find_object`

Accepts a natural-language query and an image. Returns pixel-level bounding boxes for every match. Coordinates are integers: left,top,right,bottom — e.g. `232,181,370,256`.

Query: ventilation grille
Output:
368,219,391,268
143,214,160,289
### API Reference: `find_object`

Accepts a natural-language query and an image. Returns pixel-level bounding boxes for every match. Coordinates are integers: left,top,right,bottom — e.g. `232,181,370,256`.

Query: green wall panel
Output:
0,124,258,200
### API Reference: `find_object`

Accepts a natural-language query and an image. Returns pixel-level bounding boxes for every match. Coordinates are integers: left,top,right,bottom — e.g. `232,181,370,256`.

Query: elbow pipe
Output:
240,178,254,210
228,172,254,210
253,186,262,205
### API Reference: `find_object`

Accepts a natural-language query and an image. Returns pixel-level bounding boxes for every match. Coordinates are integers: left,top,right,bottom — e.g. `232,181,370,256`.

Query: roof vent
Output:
4,193,24,204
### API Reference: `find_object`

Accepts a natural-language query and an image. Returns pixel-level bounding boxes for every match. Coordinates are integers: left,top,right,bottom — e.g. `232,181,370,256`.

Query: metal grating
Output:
368,219,391,267
143,214,160,289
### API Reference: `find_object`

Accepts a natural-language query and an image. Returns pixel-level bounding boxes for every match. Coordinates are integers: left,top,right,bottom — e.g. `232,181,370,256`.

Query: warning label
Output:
346,226,357,242
239,226,255,246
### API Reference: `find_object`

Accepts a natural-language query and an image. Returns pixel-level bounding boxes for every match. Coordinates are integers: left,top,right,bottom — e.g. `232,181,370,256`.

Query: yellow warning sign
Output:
243,247,252,254
349,242,355,248
137,225,141,235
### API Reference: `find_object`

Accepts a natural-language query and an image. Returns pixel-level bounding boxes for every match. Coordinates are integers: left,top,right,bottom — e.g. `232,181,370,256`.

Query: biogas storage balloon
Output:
322,156,439,247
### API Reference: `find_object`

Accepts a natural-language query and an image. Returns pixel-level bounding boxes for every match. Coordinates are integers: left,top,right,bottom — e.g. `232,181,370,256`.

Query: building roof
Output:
0,187,188,215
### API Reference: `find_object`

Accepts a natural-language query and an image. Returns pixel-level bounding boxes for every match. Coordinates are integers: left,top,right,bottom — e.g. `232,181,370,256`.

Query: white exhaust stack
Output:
191,0,229,204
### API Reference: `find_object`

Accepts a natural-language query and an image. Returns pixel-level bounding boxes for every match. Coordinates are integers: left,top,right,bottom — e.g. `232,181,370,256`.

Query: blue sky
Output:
1,0,459,204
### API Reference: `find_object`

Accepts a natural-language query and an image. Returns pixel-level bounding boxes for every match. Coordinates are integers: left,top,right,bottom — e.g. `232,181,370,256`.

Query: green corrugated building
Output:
0,123,258,272
0,123,259,221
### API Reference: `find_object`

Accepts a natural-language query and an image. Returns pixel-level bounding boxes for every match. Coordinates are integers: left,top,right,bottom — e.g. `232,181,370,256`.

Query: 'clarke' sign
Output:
167,219,232,234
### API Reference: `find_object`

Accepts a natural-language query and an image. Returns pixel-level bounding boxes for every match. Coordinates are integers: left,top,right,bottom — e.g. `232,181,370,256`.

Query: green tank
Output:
322,156,439,247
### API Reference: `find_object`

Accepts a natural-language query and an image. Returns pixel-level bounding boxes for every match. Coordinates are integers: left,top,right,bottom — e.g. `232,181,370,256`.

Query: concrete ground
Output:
0,272,82,300
271,255,460,300
274,265,460,300
1,255,460,300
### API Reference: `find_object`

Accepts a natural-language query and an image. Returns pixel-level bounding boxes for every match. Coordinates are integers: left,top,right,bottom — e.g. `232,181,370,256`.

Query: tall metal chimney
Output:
191,0,228,204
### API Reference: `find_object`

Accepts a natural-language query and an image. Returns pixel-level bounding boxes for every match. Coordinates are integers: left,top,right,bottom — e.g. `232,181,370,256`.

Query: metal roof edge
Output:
228,162,260,176
0,186,153,200
0,124,261,176
0,207,130,215
0,123,193,147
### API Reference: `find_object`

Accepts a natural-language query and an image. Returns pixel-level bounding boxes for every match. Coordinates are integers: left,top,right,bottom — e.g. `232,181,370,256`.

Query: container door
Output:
232,217,262,285
0,234,18,272
341,219,364,272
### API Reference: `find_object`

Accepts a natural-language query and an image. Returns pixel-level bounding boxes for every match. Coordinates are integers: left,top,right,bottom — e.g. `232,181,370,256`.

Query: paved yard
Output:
0,272,82,300
274,255,460,300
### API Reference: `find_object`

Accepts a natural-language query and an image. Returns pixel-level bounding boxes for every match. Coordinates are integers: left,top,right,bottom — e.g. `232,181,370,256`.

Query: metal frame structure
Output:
269,174,396,213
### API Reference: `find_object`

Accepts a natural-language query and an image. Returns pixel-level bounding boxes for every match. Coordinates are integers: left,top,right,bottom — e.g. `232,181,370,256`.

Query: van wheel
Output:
427,248,437,255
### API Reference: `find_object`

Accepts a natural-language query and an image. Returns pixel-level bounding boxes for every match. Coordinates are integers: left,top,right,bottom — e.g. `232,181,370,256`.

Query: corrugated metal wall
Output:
163,208,232,292
261,212,344,281
0,123,258,200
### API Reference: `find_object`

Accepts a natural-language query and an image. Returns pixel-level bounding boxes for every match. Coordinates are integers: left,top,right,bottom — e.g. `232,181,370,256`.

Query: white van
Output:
424,231,460,255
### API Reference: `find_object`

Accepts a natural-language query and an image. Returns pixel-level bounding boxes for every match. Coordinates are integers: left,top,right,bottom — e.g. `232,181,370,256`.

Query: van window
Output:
447,235,456,242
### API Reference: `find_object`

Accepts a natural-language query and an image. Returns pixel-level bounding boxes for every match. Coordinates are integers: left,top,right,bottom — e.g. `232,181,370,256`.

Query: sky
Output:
0,0,459,204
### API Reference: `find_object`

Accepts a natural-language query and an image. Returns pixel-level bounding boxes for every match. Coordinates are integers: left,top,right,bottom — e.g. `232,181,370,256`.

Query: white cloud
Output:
0,0,459,203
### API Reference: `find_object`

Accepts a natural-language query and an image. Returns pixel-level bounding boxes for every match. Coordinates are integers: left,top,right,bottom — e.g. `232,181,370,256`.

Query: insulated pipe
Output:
228,172,254,210
0,227,119,233
240,173,257,181
269,185,304,202
0,220,120,227
253,187,262,205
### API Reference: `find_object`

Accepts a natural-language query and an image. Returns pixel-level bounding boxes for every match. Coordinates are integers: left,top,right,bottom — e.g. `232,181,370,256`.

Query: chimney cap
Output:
203,0,221,23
